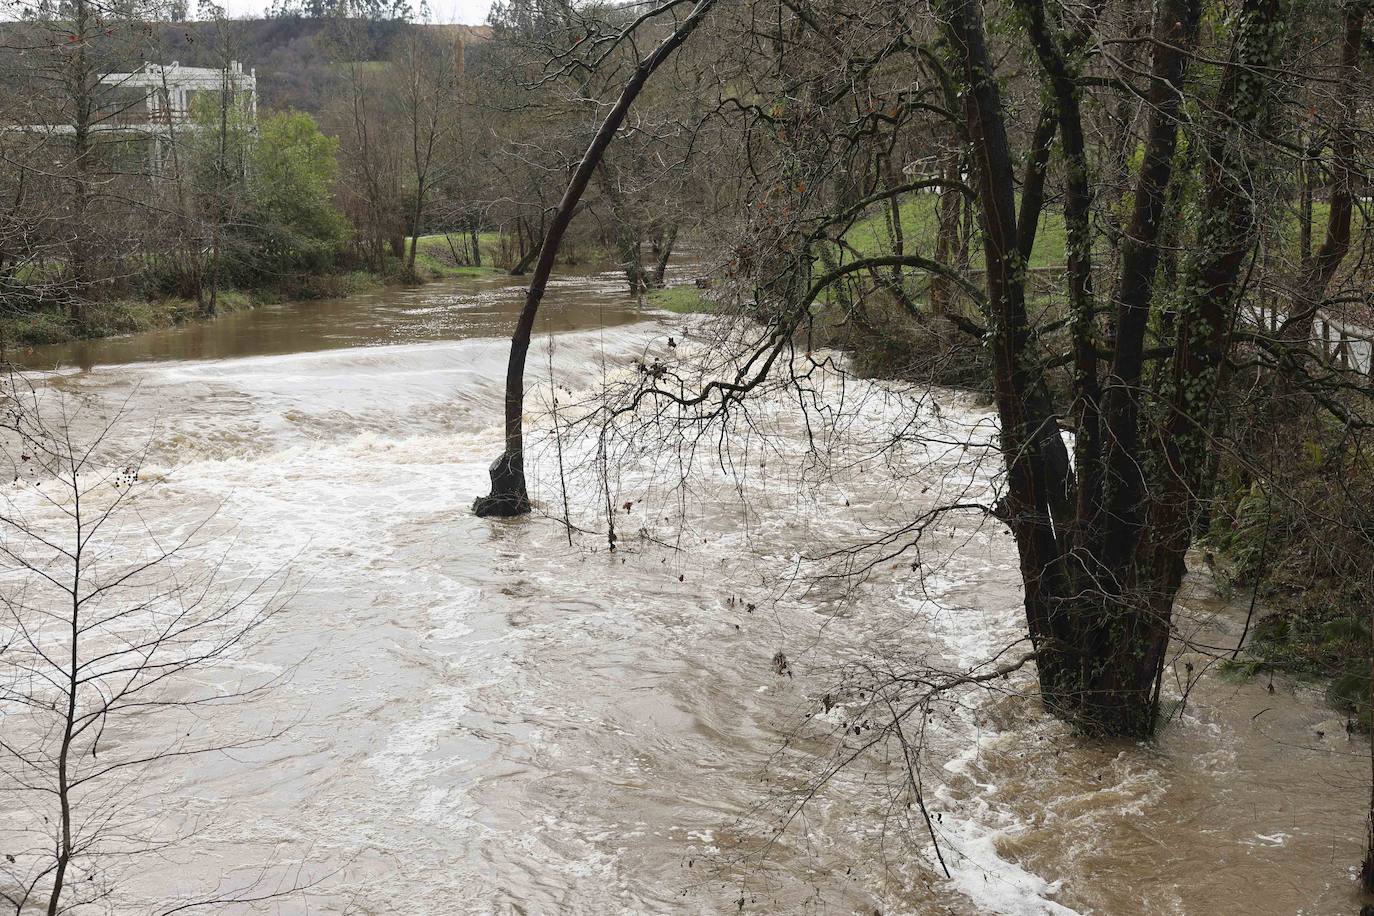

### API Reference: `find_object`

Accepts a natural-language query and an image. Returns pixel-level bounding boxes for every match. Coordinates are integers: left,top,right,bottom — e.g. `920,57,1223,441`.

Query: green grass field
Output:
644,285,710,314
412,233,503,280
838,192,1067,269
842,192,1367,269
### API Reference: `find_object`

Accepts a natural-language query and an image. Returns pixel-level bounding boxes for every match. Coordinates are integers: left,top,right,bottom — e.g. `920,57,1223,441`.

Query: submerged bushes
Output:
819,289,992,391
1210,420,1374,726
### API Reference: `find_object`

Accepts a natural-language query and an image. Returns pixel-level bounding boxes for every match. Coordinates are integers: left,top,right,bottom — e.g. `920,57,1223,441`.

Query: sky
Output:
211,0,492,23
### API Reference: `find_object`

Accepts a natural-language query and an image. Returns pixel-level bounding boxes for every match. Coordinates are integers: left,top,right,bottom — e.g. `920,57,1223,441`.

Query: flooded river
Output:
6,269,1371,914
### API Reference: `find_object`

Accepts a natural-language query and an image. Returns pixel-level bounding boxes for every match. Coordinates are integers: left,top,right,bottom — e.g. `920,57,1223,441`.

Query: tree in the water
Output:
473,0,718,517
580,0,1374,741
927,0,1285,736
477,0,1374,884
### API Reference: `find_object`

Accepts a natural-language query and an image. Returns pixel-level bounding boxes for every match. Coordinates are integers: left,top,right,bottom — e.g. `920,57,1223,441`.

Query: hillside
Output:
0,18,490,115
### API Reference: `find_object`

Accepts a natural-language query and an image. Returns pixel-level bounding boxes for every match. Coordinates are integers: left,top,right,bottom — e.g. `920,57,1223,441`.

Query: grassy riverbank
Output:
645,285,710,314
1,238,504,351
410,232,504,280
1,272,375,350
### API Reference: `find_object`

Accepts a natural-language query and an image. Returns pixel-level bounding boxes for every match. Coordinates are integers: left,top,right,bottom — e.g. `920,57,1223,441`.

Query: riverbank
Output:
1208,444,1374,728
0,235,502,352
2,275,363,350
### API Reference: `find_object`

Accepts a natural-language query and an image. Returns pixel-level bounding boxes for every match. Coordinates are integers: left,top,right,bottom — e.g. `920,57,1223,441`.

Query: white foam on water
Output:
8,293,1360,915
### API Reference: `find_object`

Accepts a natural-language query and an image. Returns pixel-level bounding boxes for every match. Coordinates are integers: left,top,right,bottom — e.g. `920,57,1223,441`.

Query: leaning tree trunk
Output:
509,217,543,275
473,0,717,517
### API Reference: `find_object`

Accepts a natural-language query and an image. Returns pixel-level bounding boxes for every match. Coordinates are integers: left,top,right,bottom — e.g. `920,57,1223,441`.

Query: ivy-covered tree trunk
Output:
941,0,1285,737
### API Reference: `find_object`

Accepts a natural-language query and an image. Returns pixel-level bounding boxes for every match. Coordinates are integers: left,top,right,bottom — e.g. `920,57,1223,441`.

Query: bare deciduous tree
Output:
0,376,290,914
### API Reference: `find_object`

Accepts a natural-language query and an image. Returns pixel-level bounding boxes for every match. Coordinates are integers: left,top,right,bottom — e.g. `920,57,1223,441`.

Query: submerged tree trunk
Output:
649,222,677,288
474,0,716,517
938,0,1079,713
597,160,647,294
940,0,1281,737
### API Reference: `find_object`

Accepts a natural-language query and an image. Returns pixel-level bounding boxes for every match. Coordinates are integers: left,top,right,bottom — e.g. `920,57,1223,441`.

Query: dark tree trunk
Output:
649,223,678,288
940,0,1281,738
511,217,529,271
1090,0,1281,737
937,0,1078,708
474,0,716,517
1282,0,1366,346
881,156,908,298
1013,0,1105,555
1095,0,1200,577
406,173,427,277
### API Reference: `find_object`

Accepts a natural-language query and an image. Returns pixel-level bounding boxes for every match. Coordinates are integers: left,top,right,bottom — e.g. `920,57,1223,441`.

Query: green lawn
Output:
844,192,1368,268
839,193,1067,269
412,232,503,280
645,285,710,314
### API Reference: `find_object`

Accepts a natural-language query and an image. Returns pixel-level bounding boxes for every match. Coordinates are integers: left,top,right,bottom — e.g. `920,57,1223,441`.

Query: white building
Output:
8,60,258,174
101,60,258,130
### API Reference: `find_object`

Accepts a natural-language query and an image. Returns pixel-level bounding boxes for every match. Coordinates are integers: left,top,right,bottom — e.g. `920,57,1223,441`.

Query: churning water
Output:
7,270,1370,915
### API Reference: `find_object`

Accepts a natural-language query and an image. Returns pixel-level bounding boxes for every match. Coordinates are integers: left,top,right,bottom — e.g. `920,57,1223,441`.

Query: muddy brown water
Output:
5,268,1371,915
